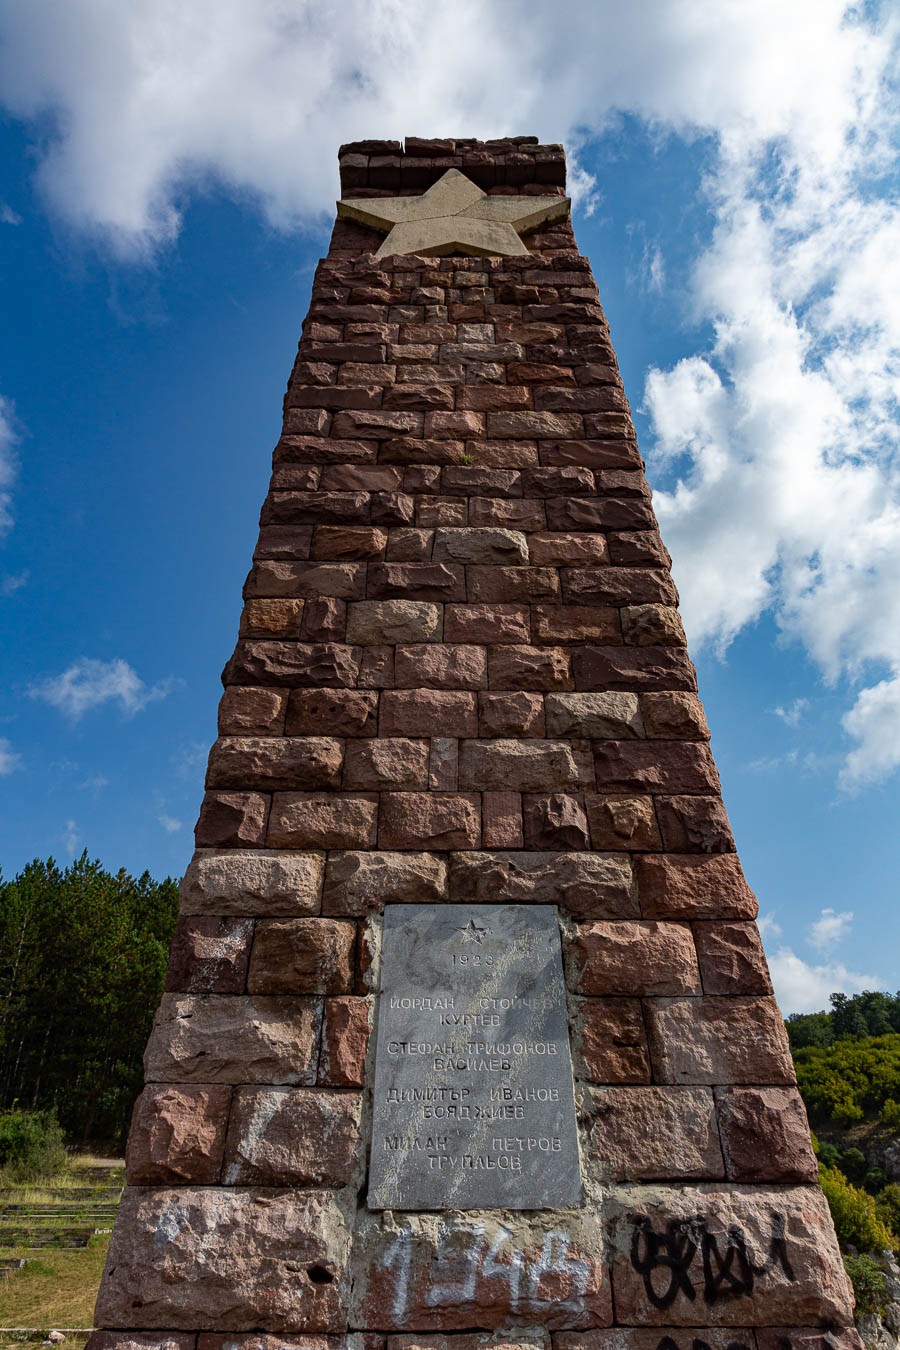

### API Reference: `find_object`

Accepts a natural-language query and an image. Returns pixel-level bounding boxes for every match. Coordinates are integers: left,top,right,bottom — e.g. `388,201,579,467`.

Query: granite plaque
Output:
368,903,582,1210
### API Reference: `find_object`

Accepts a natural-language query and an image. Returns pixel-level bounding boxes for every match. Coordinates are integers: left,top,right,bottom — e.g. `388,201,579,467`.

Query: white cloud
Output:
767,946,882,1017
1,571,28,596
30,657,173,720
0,203,21,226
756,912,782,940
774,699,808,728
63,819,81,856
2,2,900,781
79,773,109,790
0,395,19,537
0,738,22,775
808,907,854,953
158,813,183,833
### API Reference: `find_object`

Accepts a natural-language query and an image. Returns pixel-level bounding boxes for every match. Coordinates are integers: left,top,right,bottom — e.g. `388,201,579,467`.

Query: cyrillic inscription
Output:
368,904,582,1210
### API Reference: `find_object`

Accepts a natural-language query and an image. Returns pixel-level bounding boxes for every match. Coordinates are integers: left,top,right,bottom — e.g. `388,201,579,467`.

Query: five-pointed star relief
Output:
457,918,492,944
337,168,570,259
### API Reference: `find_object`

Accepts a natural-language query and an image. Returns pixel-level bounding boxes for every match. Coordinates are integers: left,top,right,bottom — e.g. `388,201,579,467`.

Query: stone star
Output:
337,168,570,259
457,918,492,944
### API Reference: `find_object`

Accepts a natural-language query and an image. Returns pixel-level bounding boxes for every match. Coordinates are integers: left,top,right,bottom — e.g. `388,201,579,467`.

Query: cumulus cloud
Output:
808,907,854,953
2,0,900,780
0,739,22,775
768,946,882,1017
30,657,173,720
63,819,81,856
158,813,183,833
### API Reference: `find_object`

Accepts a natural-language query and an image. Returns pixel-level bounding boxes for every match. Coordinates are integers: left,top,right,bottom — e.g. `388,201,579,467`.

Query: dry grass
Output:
0,1237,109,1329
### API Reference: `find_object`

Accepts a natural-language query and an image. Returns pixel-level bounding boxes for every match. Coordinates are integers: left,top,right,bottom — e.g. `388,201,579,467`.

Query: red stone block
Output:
607,529,672,567
222,1086,361,1186
645,995,795,1085
757,1331,863,1350
195,791,269,848
540,439,641,470
478,691,545,737
343,737,430,790
254,525,314,561
636,853,758,920
656,794,735,853
482,791,524,848
578,998,651,1084
523,793,590,850
267,792,378,849
693,920,774,995
380,689,478,737
286,689,378,738
522,467,594,496
621,603,686,646
319,995,372,1087
379,792,480,849
533,605,620,644
443,603,530,644
166,917,254,994
248,918,355,995
394,644,487,690
218,687,288,736
88,1336,198,1350
488,644,572,690
528,533,609,566
640,691,710,738
569,920,700,996
386,528,434,561
561,565,677,607
415,497,467,527
367,562,466,602
468,495,546,529
259,492,370,527
593,741,720,794
584,795,661,852
716,1086,818,1183
125,1085,231,1185
572,645,696,693
457,386,531,411
582,1085,724,1180
206,735,343,792
467,566,560,603
311,526,388,560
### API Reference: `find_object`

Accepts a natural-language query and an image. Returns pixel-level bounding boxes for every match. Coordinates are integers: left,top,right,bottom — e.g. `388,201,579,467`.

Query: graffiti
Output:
631,1212,796,1309
381,1221,596,1322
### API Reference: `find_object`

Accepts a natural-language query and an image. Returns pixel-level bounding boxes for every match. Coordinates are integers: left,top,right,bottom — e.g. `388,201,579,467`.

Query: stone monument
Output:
90,136,860,1350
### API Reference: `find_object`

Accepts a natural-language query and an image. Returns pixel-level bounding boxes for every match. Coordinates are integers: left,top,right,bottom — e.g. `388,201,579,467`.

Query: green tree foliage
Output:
787,990,900,1052
0,853,178,1144
0,1107,67,1183
842,1253,889,1316
794,1034,900,1126
819,1165,896,1252
875,1184,900,1239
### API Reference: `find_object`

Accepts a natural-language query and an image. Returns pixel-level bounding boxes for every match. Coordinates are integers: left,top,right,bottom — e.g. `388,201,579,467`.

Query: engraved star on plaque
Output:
337,168,571,258
457,918,492,943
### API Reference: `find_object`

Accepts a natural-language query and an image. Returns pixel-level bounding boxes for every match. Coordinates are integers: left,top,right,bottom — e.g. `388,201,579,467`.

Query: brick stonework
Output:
91,136,859,1349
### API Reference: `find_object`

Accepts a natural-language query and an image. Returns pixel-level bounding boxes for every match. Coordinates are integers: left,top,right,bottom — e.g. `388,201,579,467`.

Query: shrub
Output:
0,1107,67,1182
875,1184,900,1240
881,1097,900,1130
819,1164,895,1252
843,1253,888,1316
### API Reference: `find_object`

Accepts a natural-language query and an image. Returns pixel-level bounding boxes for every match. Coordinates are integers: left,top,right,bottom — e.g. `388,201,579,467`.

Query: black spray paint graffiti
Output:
631,1212,796,1309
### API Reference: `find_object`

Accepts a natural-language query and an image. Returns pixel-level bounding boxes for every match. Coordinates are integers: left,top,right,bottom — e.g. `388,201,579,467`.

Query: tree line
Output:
0,852,178,1145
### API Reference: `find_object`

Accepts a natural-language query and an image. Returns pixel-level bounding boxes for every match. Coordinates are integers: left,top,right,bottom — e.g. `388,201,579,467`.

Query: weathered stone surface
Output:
248,919,355,995
528,533,609,566
467,566,560,604
582,1086,723,1181
344,737,430,789
429,736,458,789
593,741,720,794
95,1187,349,1331
349,1210,611,1330
222,1087,361,1186
241,597,305,637
640,691,710,739
391,1336,548,1350
219,687,288,735
246,559,364,600
756,1331,863,1350
478,691,545,737
576,998,651,1084
636,854,758,920
568,922,700,996
223,641,360,689
195,792,269,848
715,1086,818,1183
584,795,661,852
319,995,372,1086
533,605,621,646
347,600,442,645
125,1085,231,1185
459,739,594,791
286,689,378,738
523,793,590,851
606,1183,853,1326
572,646,695,694
482,790,524,847
449,852,637,919
206,737,343,791
87,1336,196,1350
166,916,254,993
180,849,323,917
312,526,389,560
395,644,487,690
693,920,773,995
381,690,477,737
555,1332,755,1350
443,603,530,644
379,792,480,849
545,693,642,739
488,645,572,691
645,996,795,1085
323,850,448,914
144,994,321,1084
268,793,378,849
655,795,735,853
621,605,686,646
368,562,465,602
432,527,528,565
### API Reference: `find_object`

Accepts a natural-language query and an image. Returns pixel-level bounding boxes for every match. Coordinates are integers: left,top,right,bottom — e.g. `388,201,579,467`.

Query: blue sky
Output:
0,0,898,1014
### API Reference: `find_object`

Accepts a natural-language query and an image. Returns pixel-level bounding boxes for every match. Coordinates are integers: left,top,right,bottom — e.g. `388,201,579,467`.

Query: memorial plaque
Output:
368,904,582,1210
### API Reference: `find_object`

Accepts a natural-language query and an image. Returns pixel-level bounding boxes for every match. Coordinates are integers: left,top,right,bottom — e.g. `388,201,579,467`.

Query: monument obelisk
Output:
91,137,859,1348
